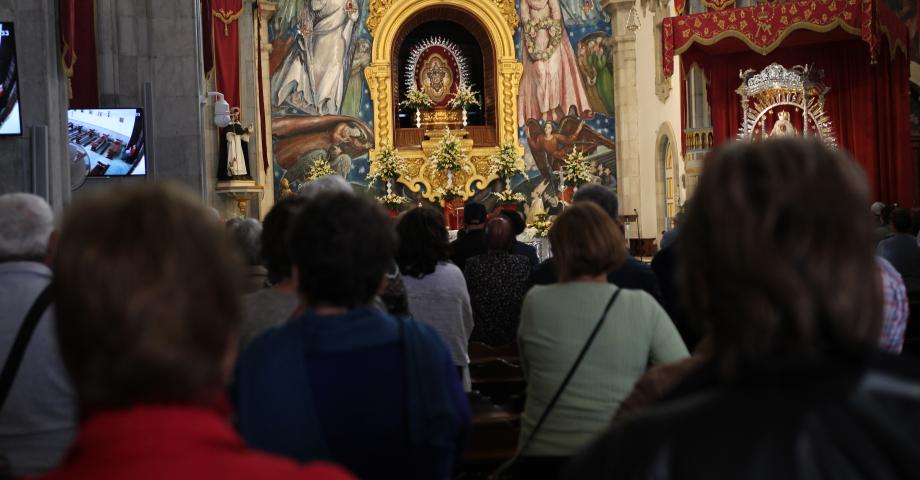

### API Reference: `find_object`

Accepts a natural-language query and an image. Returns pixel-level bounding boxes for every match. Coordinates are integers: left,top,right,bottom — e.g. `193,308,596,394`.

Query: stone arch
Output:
364,0,522,157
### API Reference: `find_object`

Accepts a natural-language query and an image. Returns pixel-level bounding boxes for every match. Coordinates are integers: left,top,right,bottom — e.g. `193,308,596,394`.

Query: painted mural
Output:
514,0,617,220
269,0,375,197
268,0,617,212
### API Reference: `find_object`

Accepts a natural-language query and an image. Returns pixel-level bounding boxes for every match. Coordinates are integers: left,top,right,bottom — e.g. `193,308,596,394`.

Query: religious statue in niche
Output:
518,0,591,125
270,0,364,115
405,37,469,109
768,111,797,137
218,108,253,181
737,63,835,146
420,55,453,104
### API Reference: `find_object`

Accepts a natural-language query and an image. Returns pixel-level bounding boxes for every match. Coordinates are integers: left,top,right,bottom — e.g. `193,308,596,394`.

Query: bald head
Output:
0,193,54,261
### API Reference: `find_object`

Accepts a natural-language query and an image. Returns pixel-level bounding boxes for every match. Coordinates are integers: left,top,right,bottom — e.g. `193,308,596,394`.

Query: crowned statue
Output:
769,111,798,138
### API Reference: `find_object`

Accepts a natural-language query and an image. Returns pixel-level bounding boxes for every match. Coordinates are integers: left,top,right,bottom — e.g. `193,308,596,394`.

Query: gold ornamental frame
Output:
364,0,524,203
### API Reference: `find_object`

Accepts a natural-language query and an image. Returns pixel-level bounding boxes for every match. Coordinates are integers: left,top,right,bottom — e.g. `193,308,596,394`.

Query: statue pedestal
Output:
420,107,463,129
216,180,263,218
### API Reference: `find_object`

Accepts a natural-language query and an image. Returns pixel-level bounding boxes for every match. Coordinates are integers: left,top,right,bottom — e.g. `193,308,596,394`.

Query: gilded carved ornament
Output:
364,0,524,203
366,0,519,37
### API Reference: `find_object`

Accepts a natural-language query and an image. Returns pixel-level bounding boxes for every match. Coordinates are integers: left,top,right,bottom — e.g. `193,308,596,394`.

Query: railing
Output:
684,127,714,153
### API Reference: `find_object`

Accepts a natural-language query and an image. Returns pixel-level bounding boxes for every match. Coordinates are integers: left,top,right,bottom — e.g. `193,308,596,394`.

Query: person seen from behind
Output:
42,184,351,480
566,138,920,479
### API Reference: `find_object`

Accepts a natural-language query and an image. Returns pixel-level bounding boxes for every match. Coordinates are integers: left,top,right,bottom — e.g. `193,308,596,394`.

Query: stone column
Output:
602,0,641,227
0,0,70,211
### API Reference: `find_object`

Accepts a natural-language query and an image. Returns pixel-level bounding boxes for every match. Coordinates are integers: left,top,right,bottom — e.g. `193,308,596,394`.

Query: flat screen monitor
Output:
0,22,22,136
67,108,146,177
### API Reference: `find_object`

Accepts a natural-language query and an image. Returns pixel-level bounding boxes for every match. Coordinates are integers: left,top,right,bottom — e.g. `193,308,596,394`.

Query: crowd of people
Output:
0,138,919,480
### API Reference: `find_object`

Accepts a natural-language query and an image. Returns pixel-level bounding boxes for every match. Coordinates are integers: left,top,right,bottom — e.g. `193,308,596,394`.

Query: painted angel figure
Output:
524,115,615,191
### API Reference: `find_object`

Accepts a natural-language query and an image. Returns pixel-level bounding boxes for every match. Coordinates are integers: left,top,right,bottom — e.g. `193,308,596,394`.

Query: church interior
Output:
2,0,920,478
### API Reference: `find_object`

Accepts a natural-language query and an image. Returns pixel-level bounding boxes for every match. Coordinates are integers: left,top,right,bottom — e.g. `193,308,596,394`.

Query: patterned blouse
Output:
464,252,532,347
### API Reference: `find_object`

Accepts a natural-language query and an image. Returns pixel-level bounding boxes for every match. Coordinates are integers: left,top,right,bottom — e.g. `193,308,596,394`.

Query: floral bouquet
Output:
488,142,526,180
428,128,471,176
306,159,337,181
376,192,409,209
367,145,408,183
529,212,553,238
448,83,480,111
433,184,466,201
563,148,596,188
493,189,526,205
400,86,434,110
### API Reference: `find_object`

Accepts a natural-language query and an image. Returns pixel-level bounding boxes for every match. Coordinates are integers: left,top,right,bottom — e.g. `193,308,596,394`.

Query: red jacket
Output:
38,406,354,480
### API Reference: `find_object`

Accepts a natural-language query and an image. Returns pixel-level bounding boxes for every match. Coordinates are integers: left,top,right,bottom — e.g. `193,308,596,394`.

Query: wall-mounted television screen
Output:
67,108,146,176
0,22,22,136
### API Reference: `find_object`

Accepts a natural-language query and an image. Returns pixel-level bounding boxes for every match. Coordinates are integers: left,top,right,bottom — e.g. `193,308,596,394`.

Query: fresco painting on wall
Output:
269,0,375,197
512,0,617,213
268,0,618,212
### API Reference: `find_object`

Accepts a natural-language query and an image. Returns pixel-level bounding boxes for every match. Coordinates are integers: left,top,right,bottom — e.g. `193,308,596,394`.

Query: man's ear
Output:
44,230,59,267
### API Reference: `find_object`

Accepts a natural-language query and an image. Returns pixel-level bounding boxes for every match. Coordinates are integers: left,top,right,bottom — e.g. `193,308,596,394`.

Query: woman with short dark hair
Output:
465,217,531,346
566,139,920,479
46,184,350,480
396,207,475,390
234,194,470,480
515,202,688,479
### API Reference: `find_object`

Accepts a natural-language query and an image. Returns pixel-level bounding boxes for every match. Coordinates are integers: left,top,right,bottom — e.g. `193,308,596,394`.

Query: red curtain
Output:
685,35,914,206
59,0,99,108
201,0,213,78
211,0,242,108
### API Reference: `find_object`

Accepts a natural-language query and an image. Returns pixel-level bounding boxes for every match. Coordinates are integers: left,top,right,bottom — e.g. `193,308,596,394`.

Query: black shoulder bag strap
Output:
0,284,54,412
492,288,622,479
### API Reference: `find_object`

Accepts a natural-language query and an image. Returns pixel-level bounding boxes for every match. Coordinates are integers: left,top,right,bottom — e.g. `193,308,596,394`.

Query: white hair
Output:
226,217,263,266
0,193,55,260
300,175,354,200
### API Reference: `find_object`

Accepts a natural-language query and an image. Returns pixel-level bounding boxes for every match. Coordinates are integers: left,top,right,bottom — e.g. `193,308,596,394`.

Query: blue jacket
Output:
233,308,470,479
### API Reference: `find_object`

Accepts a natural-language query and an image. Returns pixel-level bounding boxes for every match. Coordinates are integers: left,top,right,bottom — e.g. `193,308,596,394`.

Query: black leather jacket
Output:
565,353,920,479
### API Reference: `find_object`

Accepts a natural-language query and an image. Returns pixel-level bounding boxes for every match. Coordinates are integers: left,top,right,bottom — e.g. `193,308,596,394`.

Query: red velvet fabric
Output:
59,0,99,108
201,0,213,78
684,33,914,206
211,0,242,108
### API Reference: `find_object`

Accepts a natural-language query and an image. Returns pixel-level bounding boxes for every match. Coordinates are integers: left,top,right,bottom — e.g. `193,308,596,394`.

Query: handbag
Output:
491,288,623,480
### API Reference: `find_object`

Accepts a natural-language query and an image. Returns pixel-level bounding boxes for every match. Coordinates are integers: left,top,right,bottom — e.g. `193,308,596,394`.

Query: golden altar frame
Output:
364,0,524,204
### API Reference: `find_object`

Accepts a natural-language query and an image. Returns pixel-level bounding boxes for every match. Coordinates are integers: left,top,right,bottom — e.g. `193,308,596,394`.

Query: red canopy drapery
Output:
662,0,914,206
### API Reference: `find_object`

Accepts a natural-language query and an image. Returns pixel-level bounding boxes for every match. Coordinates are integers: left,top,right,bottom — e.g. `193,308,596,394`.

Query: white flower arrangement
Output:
428,128,471,175
563,148,596,188
493,189,526,205
433,184,466,201
400,86,434,110
367,145,409,182
448,83,480,110
306,159,337,180
488,142,526,179
376,192,409,209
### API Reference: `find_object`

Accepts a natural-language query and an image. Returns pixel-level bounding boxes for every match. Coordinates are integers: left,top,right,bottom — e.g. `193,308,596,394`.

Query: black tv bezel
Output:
0,21,23,137
67,107,147,178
